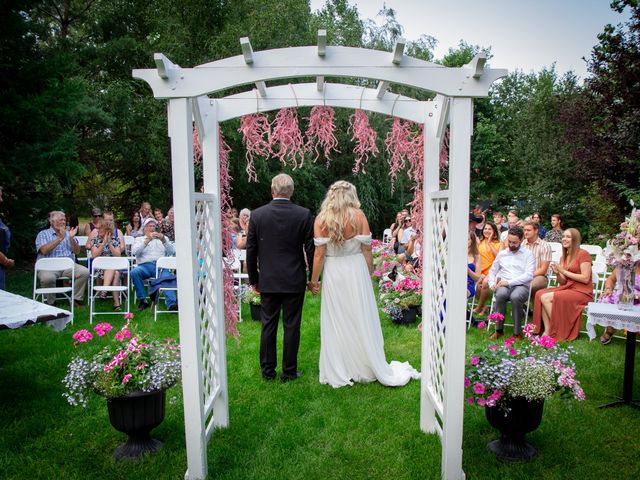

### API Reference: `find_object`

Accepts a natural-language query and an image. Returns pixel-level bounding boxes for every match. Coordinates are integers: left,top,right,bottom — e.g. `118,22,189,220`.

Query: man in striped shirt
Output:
522,220,552,299
35,211,89,305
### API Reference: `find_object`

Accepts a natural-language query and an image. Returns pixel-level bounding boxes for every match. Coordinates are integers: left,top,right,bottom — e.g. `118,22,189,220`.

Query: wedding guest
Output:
90,217,125,310
0,187,14,290
388,212,403,247
398,216,416,254
473,222,502,315
139,201,153,223
392,211,408,253
131,218,177,310
126,210,143,238
533,228,593,341
522,220,552,299
87,210,115,246
544,214,563,243
154,208,164,223
469,212,483,239
487,226,534,339
235,208,251,250
493,211,508,233
467,231,482,299
35,211,89,305
598,263,640,344
84,207,102,236
161,206,175,242
531,212,547,239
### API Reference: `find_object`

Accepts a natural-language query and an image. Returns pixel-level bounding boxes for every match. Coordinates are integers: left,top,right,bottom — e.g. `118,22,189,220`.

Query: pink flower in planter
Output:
477,321,486,329
477,398,487,407
464,377,471,388
466,397,475,405
121,374,132,384
470,356,480,366
124,312,134,320
508,347,518,357
488,312,505,322
539,336,556,349
473,383,485,395
488,344,499,351
72,330,93,343
93,323,112,337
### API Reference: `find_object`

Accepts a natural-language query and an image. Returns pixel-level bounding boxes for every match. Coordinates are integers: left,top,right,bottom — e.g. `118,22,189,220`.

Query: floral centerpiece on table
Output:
378,275,422,322
241,287,261,305
465,324,585,411
63,314,181,407
604,201,640,268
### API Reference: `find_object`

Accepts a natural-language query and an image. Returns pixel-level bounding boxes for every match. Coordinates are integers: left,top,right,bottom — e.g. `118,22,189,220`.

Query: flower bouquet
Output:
604,201,640,268
241,287,262,305
378,275,422,323
465,323,585,410
63,314,181,407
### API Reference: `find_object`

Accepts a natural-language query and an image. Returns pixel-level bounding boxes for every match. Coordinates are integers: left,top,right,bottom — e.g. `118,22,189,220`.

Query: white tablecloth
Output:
0,289,72,331
586,302,640,340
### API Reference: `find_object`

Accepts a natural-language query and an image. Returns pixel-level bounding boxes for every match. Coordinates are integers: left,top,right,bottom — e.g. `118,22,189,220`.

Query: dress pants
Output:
131,262,176,308
38,264,89,303
260,291,305,379
494,284,530,335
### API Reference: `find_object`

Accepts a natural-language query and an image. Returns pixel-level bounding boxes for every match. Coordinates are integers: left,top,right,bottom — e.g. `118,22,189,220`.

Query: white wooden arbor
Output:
133,33,506,480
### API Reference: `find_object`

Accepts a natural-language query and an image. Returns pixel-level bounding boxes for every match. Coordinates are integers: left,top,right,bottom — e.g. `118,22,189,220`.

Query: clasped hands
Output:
308,281,321,296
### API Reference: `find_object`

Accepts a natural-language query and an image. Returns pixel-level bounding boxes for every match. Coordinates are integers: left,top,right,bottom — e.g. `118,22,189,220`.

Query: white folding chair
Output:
124,235,136,264
547,250,562,286
582,244,603,258
591,261,608,301
382,228,392,244
89,256,130,323
154,256,178,321
33,257,75,324
231,250,249,320
549,242,562,255
487,283,533,333
75,236,89,264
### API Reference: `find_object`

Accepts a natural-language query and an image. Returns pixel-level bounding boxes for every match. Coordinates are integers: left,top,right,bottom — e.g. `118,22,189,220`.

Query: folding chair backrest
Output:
124,235,135,254
383,228,392,243
35,257,75,272
235,249,246,262
91,256,130,272
582,244,603,257
156,256,177,275
551,250,562,263
549,242,562,254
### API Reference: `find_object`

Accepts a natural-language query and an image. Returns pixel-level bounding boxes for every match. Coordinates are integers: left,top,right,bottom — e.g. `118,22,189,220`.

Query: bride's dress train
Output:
316,234,420,388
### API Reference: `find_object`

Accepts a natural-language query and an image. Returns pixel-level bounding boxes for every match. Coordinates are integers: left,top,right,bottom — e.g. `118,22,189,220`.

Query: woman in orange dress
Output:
473,222,502,315
533,228,593,341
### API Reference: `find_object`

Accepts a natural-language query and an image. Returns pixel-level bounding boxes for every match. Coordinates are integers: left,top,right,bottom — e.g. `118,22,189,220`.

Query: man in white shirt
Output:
131,218,176,310
488,226,535,339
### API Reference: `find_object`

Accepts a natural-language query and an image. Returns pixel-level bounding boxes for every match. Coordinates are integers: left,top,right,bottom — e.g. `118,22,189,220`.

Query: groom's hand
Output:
251,284,260,294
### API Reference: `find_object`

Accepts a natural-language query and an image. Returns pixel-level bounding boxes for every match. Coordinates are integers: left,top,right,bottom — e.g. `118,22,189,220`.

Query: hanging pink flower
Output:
218,130,239,338
305,106,340,165
348,110,378,174
270,108,306,169
193,124,203,166
238,113,271,182
439,127,449,168
384,117,413,188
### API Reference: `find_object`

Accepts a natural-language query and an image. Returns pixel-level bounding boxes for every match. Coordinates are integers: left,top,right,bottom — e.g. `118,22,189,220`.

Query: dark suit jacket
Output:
246,199,314,293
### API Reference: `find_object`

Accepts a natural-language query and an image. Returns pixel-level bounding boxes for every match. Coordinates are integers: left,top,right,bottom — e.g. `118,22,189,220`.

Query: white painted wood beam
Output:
465,54,487,78
317,29,327,57
317,76,324,92
376,81,390,99
392,38,406,64
153,53,181,90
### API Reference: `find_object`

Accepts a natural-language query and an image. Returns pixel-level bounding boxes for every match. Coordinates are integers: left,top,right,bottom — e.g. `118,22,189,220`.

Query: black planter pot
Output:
250,303,261,321
107,389,166,460
485,397,544,462
393,306,418,325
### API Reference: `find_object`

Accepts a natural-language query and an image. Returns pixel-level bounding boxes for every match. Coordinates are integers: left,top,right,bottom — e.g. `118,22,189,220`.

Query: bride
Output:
310,181,420,388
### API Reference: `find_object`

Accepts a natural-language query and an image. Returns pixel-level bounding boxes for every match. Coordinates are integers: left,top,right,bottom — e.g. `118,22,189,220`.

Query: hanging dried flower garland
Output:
384,117,414,191
305,106,340,166
407,124,425,262
218,130,239,337
348,109,379,174
238,113,272,182
270,108,306,169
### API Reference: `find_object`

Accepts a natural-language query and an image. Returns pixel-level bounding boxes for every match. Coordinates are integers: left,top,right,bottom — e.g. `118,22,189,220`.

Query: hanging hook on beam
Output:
376,81,390,99
317,76,325,92
240,37,254,64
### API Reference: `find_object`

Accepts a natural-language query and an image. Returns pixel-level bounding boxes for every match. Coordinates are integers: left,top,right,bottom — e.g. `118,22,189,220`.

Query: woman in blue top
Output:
467,231,482,298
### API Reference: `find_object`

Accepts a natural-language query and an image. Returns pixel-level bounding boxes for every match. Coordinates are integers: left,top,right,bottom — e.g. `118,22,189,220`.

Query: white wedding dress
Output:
316,234,421,388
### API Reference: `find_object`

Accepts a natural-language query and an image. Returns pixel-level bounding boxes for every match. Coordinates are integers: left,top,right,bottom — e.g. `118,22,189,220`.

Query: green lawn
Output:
1,269,639,480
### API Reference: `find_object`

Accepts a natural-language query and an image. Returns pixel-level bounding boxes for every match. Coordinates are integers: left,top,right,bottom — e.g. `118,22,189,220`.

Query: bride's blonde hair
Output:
317,181,361,244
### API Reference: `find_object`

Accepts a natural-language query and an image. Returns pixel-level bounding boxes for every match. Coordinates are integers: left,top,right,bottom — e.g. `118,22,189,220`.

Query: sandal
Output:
600,327,615,345
473,306,488,316
114,305,121,312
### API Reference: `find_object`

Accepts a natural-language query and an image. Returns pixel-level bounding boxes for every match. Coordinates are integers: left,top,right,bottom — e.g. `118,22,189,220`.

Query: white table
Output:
0,289,72,332
586,302,640,408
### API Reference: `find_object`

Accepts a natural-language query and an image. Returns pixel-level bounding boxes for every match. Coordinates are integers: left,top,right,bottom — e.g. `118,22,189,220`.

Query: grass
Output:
1,269,639,479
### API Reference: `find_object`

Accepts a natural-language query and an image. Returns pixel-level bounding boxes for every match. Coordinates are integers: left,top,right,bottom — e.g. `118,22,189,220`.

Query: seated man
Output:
131,218,177,310
522,220,551,300
487,226,535,340
35,211,89,305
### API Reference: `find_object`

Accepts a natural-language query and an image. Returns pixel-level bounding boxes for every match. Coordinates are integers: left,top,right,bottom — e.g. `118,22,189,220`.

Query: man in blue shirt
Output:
35,211,89,304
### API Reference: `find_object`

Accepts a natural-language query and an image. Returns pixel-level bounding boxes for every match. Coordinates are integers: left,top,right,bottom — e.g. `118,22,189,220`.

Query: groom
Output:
246,173,315,381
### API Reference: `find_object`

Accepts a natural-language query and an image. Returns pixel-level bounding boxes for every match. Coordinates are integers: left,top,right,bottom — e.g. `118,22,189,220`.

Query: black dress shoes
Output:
138,299,150,311
281,371,303,383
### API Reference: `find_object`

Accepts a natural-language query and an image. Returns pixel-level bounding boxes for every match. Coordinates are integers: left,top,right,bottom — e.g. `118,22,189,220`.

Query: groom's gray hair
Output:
271,173,294,198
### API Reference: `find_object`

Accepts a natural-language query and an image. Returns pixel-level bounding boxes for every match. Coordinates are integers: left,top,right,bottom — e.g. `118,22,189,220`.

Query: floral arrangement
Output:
378,275,422,322
465,324,585,410
348,109,378,174
63,315,181,407
241,287,261,306
604,200,640,268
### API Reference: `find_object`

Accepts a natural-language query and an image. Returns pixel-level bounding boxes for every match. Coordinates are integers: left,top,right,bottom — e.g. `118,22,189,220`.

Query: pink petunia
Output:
124,312,134,320
509,347,518,357
523,323,536,338
473,383,485,395
464,377,471,388
539,336,556,349
477,321,486,329
488,344,499,352
470,356,480,366
93,323,113,337
488,312,505,322
121,373,132,384
466,397,475,405
477,398,487,407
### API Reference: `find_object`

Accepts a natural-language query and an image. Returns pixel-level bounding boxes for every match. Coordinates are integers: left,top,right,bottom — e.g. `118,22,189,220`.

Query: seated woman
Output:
598,263,640,344
84,208,102,236
126,210,143,238
90,218,125,309
473,222,502,315
161,206,175,242
235,208,251,251
532,228,593,340
467,231,482,299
